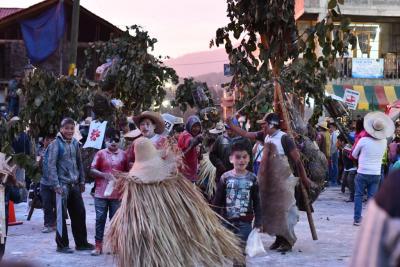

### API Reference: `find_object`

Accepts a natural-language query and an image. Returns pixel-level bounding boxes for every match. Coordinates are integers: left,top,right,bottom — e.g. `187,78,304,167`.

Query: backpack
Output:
42,138,78,181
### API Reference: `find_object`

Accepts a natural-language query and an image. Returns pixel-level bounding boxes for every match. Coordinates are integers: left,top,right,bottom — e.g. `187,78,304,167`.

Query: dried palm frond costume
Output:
197,152,217,199
106,137,242,267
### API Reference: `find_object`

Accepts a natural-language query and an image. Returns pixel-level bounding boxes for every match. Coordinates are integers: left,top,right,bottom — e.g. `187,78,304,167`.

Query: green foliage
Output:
84,25,179,114
20,70,92,138
172,78,214,112
212,0,356,124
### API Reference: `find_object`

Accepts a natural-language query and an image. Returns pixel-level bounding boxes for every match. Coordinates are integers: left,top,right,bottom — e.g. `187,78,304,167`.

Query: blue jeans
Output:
94,198,121,242
354,173,380,222
329,151,339,185
226,220,252,249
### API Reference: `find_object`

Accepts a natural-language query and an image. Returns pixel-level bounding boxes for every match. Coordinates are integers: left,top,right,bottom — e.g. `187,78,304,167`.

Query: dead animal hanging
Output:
297,135,328,203
106,138,243,267
257,143,299,246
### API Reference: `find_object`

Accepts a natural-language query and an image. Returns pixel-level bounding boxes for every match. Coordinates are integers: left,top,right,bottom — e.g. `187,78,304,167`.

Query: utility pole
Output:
68,0,80,76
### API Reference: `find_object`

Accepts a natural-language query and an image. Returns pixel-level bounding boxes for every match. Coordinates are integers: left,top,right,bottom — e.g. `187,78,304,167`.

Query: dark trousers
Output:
94,197,120,242
56,184,88,249
343,170,356,200
40,184,56,227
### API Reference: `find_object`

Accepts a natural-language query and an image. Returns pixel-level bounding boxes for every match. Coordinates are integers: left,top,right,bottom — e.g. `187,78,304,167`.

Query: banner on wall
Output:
352,58,384,79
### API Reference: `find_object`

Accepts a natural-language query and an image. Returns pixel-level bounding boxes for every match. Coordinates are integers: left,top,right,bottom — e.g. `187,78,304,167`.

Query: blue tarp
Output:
20,2,65,63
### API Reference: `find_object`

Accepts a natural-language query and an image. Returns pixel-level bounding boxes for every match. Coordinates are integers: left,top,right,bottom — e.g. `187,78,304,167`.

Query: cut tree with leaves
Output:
84,25,179,115
211,0,356,127
20,70,92,138
212,0,357,240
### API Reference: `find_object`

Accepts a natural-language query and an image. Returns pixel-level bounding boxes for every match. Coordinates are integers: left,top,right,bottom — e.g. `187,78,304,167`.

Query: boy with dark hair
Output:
47,118,94,253
213,141,261,251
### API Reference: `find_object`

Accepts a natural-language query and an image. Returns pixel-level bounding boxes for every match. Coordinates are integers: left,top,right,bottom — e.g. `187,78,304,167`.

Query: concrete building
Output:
297,0,400,113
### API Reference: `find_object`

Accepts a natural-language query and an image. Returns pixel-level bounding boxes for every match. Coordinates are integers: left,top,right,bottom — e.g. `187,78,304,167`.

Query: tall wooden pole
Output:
68,0,80,76
261,33,318,241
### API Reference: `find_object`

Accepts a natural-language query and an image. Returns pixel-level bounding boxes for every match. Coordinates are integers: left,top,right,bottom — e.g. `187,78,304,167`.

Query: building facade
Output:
297,0,400,113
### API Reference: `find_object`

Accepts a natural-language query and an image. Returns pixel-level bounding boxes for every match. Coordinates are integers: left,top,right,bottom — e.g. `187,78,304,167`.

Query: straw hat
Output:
128,137,176,183
364,111,395,140
209,122,226,134
133,111,165,134
124,129,142,140
317,121,329,130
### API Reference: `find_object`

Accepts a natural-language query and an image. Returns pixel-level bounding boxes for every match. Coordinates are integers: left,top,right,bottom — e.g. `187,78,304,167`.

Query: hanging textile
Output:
20,2,66,63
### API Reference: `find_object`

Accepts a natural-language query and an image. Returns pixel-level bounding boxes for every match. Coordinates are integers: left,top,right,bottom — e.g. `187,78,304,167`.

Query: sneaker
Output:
76,242,95,251
353,221,361,226
41,226,55,233
91,241,103,256
345,198,354,203
57,247,74,254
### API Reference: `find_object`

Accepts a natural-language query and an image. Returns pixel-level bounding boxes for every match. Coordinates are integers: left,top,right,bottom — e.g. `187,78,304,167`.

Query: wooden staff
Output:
274,79,318,241
260,32,318,240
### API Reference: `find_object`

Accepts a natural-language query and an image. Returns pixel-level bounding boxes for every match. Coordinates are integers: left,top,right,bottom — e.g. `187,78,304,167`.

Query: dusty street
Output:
4,185,361,267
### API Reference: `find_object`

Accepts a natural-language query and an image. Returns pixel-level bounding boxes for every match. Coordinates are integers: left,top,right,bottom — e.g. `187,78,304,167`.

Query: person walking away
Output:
90,130,129,256
328,123,339,186
209,119,253,183
351,112,394,226
337,134,357,202
349,169,400,267
39,134,56,233
316,121,330,170
213,141,261,254
47,118,94,253
178,115,203,182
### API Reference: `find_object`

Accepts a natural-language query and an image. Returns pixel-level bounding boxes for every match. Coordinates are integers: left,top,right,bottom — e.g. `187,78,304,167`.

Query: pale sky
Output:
1,0,229,58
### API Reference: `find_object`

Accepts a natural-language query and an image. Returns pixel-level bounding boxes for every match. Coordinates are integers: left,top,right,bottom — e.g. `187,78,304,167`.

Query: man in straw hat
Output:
351,111,395,226
106,137,243,267
126,111,166,165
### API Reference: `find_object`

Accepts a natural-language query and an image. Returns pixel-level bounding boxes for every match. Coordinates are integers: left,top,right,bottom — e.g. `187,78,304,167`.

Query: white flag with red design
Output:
83,121,108,149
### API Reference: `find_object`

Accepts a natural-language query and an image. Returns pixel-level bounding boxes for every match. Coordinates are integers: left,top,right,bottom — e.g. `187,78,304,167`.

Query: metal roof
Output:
0,8,22,20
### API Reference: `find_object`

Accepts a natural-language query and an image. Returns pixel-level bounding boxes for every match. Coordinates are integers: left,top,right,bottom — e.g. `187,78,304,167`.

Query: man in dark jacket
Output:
209,119,253,183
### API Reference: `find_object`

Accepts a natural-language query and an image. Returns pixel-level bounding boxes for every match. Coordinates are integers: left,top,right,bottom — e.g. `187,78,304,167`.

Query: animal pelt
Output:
258,143,299,246
106,172,243,267
297,135,328,203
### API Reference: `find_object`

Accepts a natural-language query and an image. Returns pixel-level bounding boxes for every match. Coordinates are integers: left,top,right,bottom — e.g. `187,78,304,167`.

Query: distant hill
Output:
165,47,229,78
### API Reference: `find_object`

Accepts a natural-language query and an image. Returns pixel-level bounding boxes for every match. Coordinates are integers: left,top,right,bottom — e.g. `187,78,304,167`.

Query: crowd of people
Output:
1,107,399,266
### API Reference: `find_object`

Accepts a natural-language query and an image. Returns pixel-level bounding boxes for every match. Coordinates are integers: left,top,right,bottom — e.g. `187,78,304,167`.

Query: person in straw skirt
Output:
106,137,243,267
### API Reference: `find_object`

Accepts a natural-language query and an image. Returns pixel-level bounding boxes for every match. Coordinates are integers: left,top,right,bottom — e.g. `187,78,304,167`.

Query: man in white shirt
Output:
351,112,394,226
